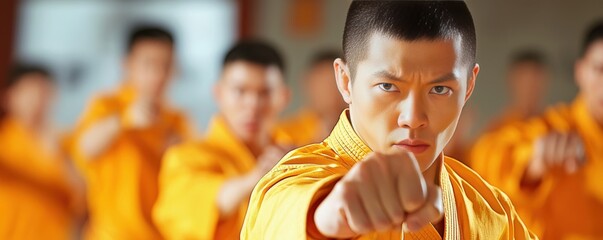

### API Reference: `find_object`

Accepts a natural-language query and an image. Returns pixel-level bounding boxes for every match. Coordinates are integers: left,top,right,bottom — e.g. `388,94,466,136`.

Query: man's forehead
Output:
358,35,472,77
222,62,284,86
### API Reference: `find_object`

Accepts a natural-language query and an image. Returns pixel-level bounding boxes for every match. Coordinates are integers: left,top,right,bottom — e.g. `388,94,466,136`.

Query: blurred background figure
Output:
68,26,192,240
0,64,85,240
278,50,346,146
153,40,291,240
487,49,550,131
456,50,550,163
471,20,603,239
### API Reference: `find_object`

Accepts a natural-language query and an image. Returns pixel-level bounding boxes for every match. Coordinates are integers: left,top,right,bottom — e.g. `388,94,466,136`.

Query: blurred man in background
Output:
0,64,85,239
69,26,192,240
468,49,550,164
471,20,603,239
486,50,550,131
278,50,347,147
153,40,291,240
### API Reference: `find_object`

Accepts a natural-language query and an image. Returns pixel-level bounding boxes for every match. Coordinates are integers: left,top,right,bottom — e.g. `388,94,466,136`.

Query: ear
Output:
464,63,480,103
334,58,353,104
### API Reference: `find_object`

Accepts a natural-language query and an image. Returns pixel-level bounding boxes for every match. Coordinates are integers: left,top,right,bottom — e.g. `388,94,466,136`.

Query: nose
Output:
397,93,428,129
242,90,270,115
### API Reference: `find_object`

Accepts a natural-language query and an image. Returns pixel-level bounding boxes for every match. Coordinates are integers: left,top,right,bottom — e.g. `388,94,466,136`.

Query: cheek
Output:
351,86,398,151
220,91,239,114
429,98,463,143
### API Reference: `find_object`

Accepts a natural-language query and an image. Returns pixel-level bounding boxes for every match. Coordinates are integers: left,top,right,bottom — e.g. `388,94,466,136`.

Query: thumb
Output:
403,183,444,232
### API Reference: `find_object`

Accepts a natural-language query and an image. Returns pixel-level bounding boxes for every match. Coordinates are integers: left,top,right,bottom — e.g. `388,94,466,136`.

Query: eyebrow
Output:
373,70,458,84
429,73,458,84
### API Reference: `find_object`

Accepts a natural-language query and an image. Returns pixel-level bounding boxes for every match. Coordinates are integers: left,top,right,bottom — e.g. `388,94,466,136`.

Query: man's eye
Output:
429,86,452,95
378,83,398,92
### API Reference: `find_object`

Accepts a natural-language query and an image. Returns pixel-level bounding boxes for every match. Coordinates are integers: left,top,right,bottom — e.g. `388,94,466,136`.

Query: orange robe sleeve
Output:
469,106,574,235
69,95,120,171
153,143,229,239
241,146,344,239
0,120,76,240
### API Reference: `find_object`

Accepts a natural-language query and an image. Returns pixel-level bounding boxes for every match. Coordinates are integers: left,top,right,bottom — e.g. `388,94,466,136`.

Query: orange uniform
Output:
242,111,536,239
471,97,603,239
153,116,290,240
278,109,323,146
0,118,78,240
69,86,191,240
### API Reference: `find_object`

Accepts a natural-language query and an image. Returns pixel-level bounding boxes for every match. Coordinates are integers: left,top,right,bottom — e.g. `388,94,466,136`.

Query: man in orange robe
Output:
471,21,603,239
69,26,192,240
242,1,536,239
0,64,85,240
278,50,347,146
153,40,292,240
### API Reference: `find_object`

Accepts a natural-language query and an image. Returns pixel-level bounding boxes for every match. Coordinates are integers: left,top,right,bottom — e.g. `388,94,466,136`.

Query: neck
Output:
424,153,444,185
316,109,340,138
245,133,272,158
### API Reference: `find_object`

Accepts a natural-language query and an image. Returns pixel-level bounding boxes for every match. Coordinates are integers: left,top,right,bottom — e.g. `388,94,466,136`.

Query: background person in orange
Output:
447,50,549,162
471,20,603,239
153,40,291,240
278,50,348,146
69,26,192,240
242,1,536,239
0,64,85,240
486,49,550,132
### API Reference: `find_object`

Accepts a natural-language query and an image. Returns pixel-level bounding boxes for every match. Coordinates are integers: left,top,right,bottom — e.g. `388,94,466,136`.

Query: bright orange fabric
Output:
471,97,603,239
242,110,536,239
69,86,191,240
153,116,291,240
277,109,323,147
0,118,77,240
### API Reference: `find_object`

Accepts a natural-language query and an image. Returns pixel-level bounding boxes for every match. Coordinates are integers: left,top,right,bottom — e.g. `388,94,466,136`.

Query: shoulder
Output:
163,140,227,169
485,102,573,143
272,141,350,173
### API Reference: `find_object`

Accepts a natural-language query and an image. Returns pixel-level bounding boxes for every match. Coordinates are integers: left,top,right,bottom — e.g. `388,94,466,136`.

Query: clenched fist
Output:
314,150,444,238
524,131,586,184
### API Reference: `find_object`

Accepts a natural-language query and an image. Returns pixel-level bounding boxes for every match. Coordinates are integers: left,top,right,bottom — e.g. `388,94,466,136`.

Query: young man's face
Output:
125,40,174,100
508,62,549,112
6,74,56,125
304,61,347,115
576,40,603,126
215,61,285,143
335,33,479,171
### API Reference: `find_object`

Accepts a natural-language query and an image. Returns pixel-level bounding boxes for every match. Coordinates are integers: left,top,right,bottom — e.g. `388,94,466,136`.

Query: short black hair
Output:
4,63,53,89
126,25,174,53
343,0,476,75
581,19,603,57
509,49,547,67
308,50,341,68
223,40,285,73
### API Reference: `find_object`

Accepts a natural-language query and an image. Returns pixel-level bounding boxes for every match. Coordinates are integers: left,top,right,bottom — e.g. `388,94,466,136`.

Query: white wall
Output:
17,0,238,131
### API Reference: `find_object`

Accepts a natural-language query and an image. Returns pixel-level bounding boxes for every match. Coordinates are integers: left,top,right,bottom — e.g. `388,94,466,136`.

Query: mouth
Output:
393,139,430,154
